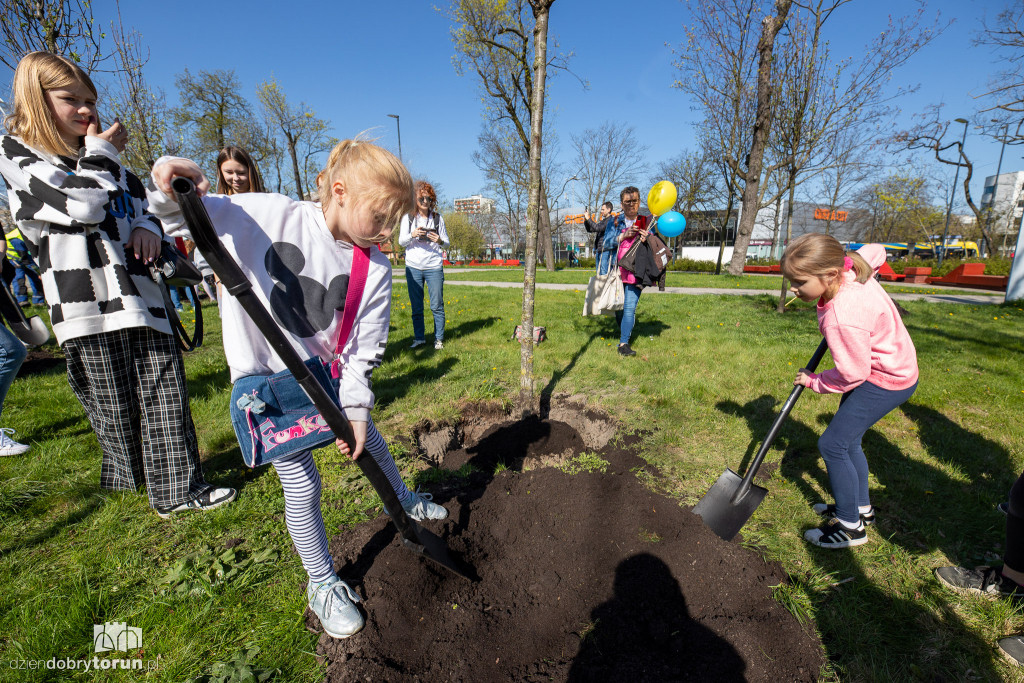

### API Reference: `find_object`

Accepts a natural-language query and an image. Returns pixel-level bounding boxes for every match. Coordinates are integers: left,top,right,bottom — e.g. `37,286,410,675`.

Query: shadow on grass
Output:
911,323,1023,357
0,482,104,556
539,332,600,410
805,546,1002,681
384,316,501,359
715,396,830,500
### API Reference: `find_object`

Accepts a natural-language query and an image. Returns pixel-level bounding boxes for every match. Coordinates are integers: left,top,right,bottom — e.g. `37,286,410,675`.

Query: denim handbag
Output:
230,358,341,467
228,245,371,468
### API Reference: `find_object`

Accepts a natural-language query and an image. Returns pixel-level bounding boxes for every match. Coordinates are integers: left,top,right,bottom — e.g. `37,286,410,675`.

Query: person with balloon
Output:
612,182,686,356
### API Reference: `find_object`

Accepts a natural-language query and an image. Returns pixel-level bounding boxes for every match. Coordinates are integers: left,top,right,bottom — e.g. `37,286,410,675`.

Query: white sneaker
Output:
410,339,425,348
434,340,444,350
307,575,364,639
405,489,449,520
384,489,449,521
0,428,29,456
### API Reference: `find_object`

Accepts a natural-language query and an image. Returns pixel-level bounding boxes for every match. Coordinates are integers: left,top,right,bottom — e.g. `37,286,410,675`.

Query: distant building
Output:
980,170,1024,256
454,195,496,214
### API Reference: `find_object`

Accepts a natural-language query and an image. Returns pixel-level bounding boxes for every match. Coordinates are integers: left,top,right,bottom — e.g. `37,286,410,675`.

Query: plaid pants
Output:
62,327,208,507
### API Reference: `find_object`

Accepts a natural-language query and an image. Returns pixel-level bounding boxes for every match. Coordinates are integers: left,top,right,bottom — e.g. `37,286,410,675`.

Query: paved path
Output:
391,271,1001,305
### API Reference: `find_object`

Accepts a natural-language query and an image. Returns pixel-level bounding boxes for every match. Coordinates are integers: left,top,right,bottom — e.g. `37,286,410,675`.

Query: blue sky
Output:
8,0,1017,209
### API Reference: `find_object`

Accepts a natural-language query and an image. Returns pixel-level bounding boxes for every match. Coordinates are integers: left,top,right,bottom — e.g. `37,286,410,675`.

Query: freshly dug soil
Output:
313,402,824,682
18,346,63,376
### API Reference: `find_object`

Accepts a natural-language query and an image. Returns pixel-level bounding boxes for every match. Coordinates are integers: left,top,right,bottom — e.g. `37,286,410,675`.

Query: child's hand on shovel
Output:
794,369,813,387
336,420,367,461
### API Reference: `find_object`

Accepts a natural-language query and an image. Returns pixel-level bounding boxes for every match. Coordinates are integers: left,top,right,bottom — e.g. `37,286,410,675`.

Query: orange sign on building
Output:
814,208,848,222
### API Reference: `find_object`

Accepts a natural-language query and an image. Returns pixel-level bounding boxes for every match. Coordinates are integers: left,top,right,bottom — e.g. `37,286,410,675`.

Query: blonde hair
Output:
5,51,98,157
216,146,266,195
780,233,871,296
317,138,414,233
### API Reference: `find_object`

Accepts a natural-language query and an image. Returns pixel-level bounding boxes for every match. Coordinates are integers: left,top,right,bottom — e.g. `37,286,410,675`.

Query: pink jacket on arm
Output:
806,245,919,394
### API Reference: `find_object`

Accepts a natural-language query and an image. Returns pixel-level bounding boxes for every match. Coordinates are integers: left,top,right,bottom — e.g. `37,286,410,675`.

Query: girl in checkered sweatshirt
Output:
148,139,448,640
781,234,918,550
0,51,235,517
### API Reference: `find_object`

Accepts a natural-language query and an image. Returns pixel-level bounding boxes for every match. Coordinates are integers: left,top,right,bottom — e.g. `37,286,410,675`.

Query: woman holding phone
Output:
398,181,449,349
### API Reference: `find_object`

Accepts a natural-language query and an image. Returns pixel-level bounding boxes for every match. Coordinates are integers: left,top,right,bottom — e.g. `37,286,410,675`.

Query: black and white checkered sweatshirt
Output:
0,134,170,345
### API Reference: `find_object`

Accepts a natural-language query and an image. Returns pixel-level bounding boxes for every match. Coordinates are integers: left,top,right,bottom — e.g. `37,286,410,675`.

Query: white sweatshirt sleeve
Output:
398,214,416,248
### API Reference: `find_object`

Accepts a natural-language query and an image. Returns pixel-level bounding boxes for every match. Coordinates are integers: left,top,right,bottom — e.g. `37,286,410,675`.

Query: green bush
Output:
887,257,1012,277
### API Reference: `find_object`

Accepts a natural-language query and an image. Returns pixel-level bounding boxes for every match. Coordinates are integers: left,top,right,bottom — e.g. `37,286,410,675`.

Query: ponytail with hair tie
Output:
843,256,853,271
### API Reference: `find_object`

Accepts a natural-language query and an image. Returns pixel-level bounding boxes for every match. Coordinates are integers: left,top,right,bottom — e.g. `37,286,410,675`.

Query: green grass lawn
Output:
1,288,1022,681
439,266,1004,297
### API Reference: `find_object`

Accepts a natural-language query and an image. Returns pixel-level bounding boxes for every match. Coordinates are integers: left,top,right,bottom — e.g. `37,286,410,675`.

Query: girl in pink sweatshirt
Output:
780,234,918,549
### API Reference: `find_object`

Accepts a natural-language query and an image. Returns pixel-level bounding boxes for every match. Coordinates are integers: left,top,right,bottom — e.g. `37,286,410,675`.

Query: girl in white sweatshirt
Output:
149,139,447,640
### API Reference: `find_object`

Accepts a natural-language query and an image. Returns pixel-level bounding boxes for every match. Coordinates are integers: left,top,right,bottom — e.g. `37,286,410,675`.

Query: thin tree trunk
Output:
715,194,735,275
539,187,555,270
519,1,552,413
776,170,797,313
727,0,792,276
287,134,304,200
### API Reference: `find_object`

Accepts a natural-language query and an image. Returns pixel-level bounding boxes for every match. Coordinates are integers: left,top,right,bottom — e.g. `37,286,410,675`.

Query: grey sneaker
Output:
155,487,237,519
935,566,1024,600
405,490,448,520
385,489,449,521
307,575,364,639
999,634,1024,666
0,428,30,456
434,339,444,350
410,339,426,348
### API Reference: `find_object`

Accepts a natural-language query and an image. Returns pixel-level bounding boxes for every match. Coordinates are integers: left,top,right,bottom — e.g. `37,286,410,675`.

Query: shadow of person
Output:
568,553,745,682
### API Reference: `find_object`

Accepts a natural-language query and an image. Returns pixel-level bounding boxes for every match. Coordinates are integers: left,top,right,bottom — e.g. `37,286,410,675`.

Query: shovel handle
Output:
171,177,424,545
731,338,829,504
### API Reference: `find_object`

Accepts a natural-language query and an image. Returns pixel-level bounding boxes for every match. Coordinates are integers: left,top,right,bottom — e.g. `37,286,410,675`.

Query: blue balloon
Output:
657,211,686,238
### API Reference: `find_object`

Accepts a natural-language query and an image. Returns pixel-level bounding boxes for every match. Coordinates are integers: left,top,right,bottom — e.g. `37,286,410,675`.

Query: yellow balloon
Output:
647,181,677,216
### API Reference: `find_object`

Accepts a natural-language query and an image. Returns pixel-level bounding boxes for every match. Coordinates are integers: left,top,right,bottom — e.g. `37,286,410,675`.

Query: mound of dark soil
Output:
18,347,63,376
313,404,823,682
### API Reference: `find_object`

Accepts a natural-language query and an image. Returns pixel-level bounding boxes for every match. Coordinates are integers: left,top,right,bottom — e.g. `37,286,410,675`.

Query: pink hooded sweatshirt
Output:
806,244,919,394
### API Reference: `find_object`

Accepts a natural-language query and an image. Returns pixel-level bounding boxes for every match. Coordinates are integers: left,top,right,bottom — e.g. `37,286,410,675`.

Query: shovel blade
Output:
692,469,769,541
20,316,51,346
401,521,479,582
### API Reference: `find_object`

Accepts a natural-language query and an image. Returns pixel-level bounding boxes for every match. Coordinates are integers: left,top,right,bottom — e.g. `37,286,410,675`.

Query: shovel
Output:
171,177,475,581
693,338,829,541
0,279,50,346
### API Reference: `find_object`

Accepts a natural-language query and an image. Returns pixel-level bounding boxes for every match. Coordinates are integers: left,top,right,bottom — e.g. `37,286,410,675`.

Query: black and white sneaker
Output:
804,518,867,549
935,566,1024,601
812,502,876,526
998,501,1010,516
155,487,237,519
617,343,636,357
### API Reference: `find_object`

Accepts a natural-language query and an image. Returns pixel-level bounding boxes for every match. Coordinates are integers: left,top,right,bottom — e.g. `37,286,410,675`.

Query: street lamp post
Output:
982,121,1008,257
387,114,402,162
552,175,577,262
938,118,969,268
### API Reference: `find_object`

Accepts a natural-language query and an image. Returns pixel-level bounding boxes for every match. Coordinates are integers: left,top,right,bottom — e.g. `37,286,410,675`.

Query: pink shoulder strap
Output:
334,245,371,356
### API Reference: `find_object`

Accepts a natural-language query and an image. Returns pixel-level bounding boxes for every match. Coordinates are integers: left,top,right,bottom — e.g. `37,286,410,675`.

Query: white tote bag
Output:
584,270,624,316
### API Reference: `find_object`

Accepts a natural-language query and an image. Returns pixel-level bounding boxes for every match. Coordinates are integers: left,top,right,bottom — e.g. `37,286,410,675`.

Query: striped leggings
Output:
272,419,411,583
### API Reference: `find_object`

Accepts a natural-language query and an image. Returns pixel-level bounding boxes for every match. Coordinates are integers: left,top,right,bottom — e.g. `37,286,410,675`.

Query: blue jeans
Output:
819,380,918,524
596,250,615,276
614,283,643,345
168,286,197,310
6,238,44,304
0,324,27,418
405,267,445,342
